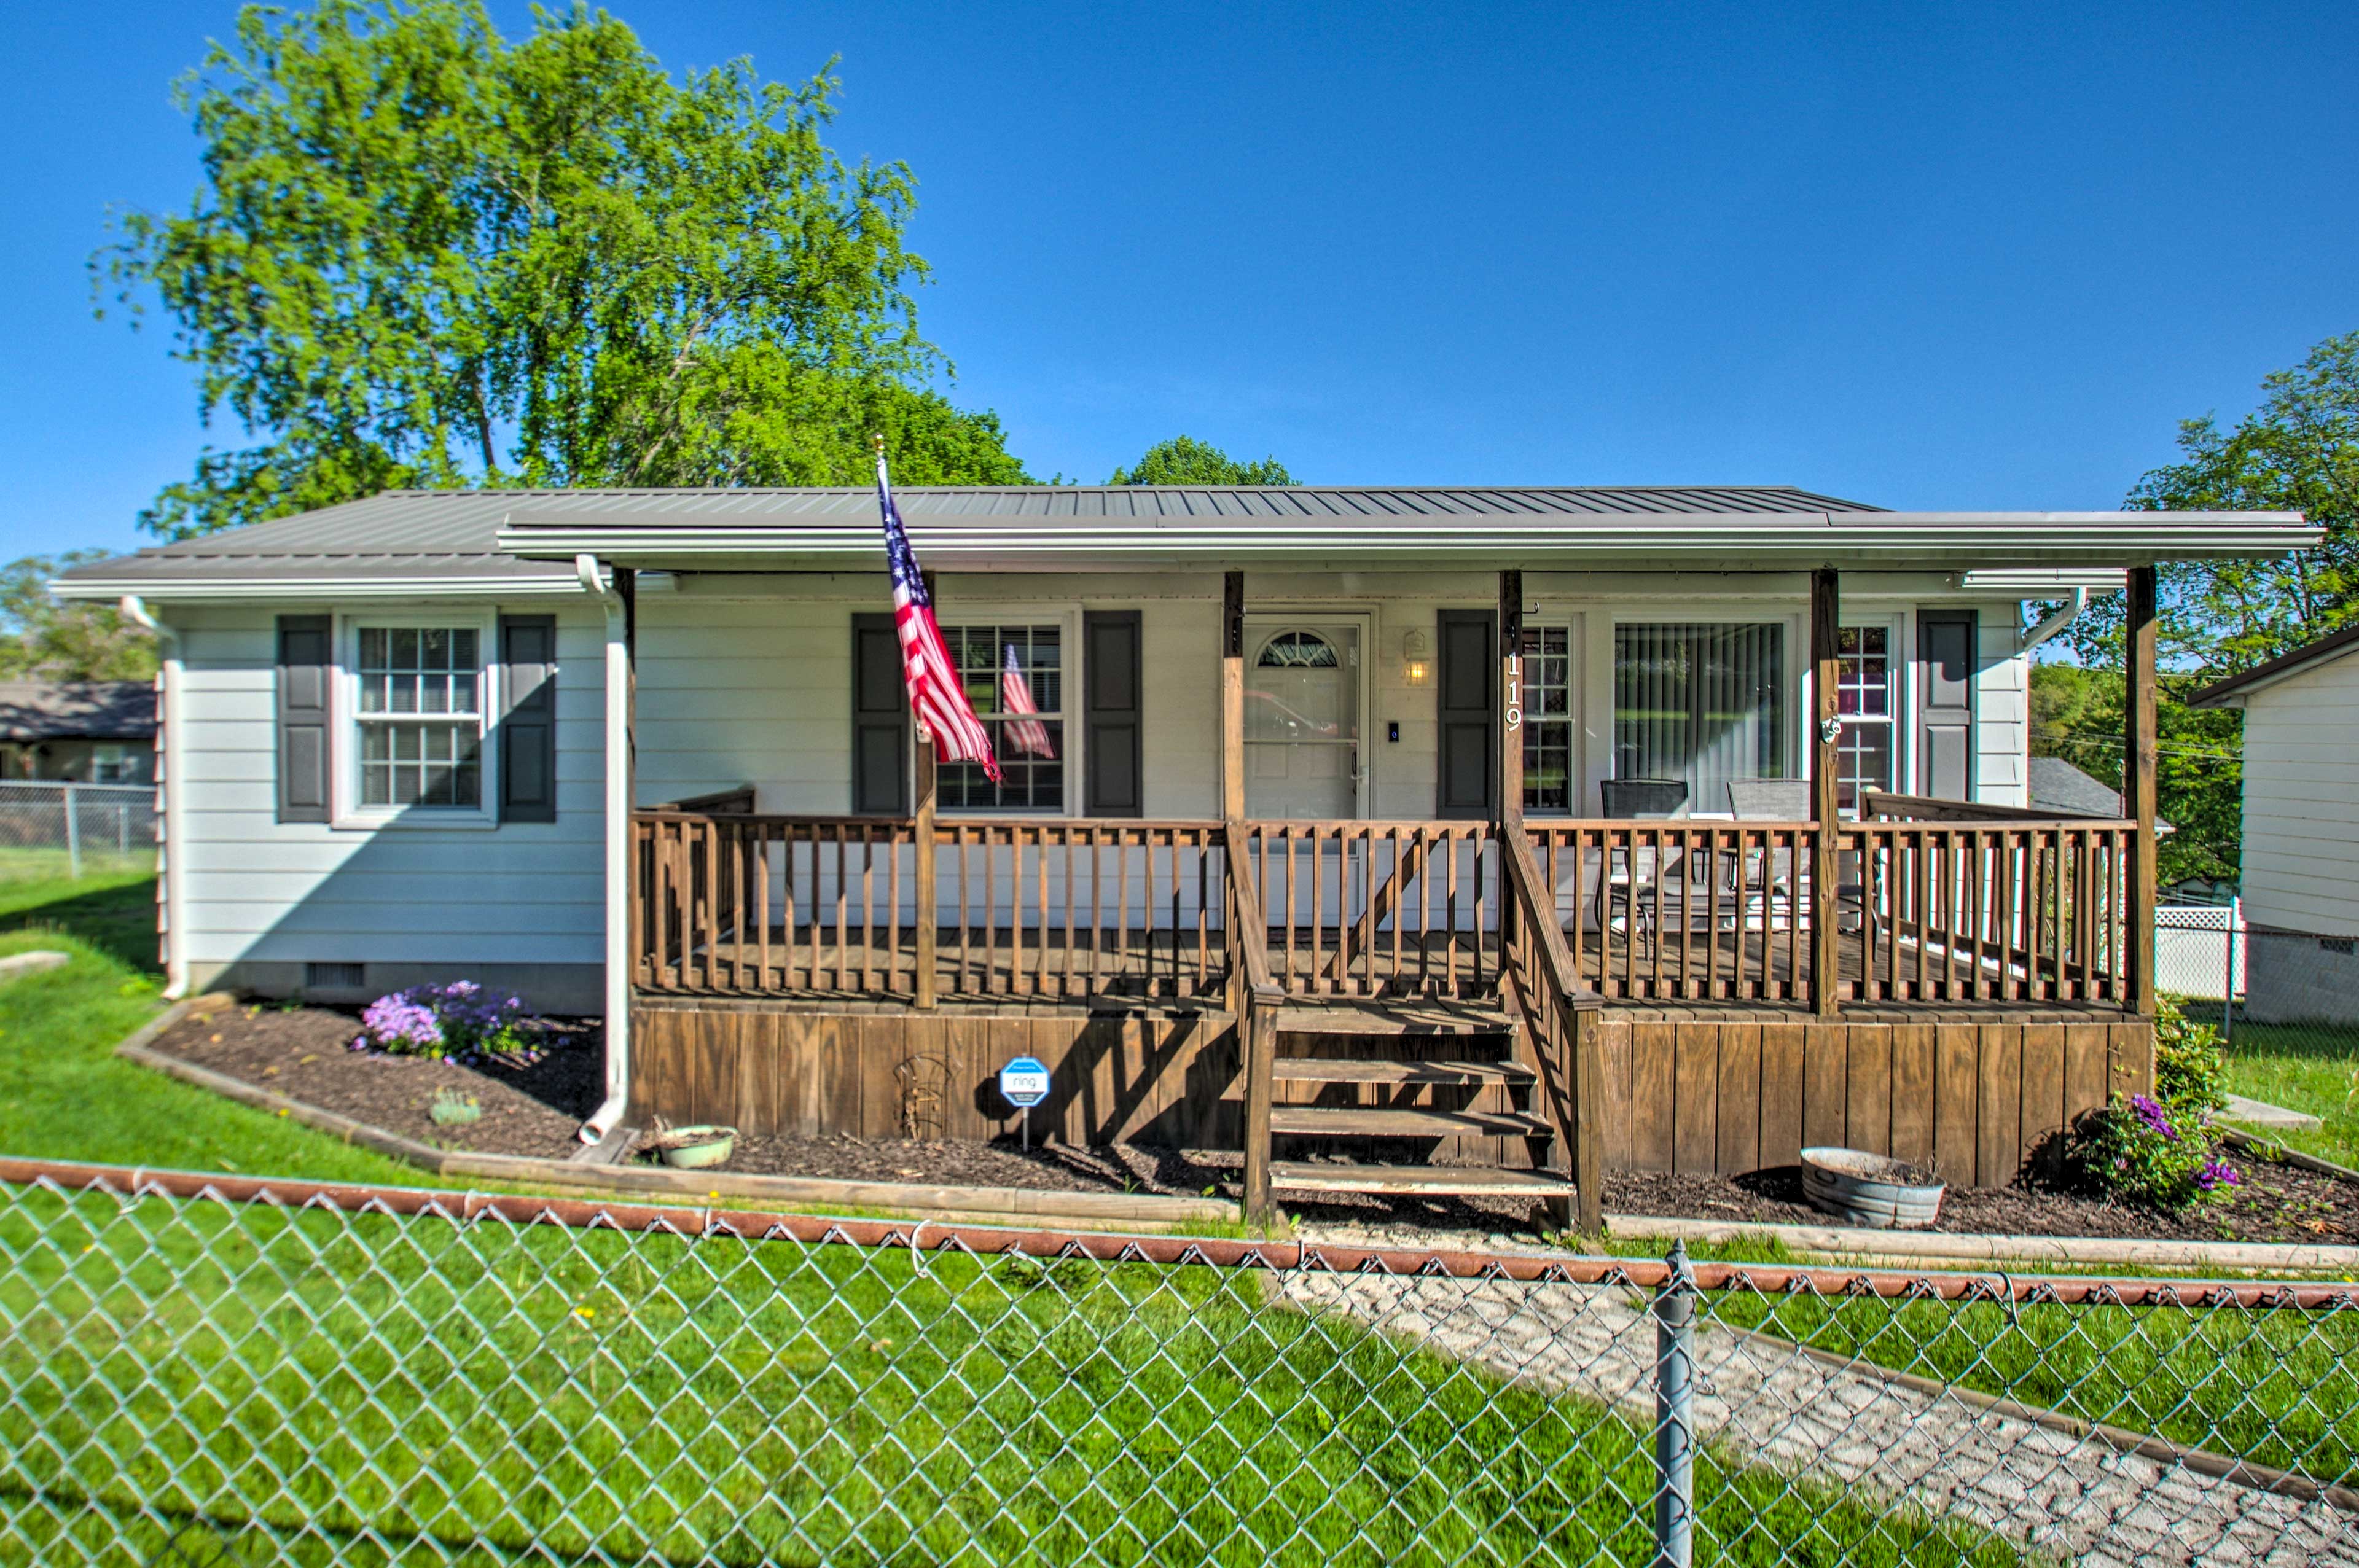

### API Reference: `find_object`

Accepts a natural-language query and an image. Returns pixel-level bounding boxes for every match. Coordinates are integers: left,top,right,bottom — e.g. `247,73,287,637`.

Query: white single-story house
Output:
57,483,2314,1221
2191,622,2359,1024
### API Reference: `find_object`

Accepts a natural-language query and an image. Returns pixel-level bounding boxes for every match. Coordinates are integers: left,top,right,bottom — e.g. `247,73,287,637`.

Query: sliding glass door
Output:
1611,622,1788,814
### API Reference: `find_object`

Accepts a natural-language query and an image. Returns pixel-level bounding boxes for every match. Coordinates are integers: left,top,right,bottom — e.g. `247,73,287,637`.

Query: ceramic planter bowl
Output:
1801,1146,1946,1230
658,1125,738,1170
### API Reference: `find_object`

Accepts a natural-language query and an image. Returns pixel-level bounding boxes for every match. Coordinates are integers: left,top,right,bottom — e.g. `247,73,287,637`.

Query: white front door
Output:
1244,620,1364,820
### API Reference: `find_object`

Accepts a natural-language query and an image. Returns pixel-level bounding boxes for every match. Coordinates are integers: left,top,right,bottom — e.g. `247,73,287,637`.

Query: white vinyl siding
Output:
2231,650,2359,937
168,603,608,970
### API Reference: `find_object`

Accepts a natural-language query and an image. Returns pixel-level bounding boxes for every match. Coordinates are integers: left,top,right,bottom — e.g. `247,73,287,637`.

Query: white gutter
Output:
2019,587,2089,655
52,575,584,603
117,596,187,999
577,553,633,1144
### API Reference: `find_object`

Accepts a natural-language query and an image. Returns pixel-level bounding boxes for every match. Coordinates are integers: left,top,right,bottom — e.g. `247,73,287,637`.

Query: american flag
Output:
1001,642,1057,759
876,448,1001,782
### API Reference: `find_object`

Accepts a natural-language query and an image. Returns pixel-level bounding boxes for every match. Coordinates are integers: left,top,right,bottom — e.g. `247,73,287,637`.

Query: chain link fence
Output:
0,781,157,882
0,1159,2353,1566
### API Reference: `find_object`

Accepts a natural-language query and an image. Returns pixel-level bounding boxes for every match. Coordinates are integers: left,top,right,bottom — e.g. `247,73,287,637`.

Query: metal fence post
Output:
61,782,79,880
1653,1239,1697,1568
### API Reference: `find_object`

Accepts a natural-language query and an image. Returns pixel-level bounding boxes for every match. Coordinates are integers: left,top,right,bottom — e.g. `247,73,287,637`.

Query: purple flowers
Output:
2130,1094,2178,1142
2197,1158,2242,1192
354,980,542,1061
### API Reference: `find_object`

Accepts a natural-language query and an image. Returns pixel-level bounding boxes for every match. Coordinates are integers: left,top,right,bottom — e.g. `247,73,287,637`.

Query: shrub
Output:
2071,996,2239,1211
353,981,542,1063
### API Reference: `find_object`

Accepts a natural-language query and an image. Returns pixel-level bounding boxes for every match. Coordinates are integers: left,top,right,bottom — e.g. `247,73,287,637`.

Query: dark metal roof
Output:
0,681,157,743
51,482,1885,588
2187,622,2359,706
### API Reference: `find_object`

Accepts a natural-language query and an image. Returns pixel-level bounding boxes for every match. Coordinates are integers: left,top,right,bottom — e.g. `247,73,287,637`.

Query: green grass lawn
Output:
2224,1019,2359,1171
0,869,418,1184
0,1188,2021,1567
1706,1285,2359,1489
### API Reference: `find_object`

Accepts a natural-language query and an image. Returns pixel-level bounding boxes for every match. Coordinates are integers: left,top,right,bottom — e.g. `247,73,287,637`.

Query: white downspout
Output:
119,596,187,998
578,553,632,1144
2019,586,2088,654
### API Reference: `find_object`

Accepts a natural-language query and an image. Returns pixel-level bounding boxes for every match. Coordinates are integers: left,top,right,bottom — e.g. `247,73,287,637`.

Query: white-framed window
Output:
90,744,131,784
1520,623,1575,813
934,620,1066,811
1836,623,1897,812
338,614,496,822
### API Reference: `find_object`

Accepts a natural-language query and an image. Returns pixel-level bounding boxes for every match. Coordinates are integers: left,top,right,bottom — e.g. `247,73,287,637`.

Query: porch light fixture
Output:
1402,629,1431,688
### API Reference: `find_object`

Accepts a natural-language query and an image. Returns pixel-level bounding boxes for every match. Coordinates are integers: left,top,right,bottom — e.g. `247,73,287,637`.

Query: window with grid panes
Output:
937,623,1064,810
354,626,485,808
1836,625,1894,811
1520,625,1574,811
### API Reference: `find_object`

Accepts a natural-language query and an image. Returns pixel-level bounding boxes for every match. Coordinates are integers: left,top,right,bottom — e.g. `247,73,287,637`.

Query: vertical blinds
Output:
1613,623,1786,813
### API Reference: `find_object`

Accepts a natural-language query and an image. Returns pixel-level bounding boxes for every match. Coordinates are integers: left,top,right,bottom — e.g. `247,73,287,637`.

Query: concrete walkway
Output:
1283,1235,2355,1566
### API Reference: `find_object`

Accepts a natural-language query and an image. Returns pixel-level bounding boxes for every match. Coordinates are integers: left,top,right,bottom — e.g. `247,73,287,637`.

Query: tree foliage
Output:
2063,328,2359,673
1108,435,1294,486
2028,664,2242,886
96,0,1029,539
0,556,158,683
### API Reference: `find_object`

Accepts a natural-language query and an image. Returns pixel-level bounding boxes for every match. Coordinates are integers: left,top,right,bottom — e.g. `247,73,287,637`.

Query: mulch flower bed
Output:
151,999,603,1161
148,1001,2359,1249
1605,1160,2359,1248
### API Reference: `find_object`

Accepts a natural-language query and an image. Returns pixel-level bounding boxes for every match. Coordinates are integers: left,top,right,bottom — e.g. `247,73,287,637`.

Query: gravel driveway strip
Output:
1284,1228,2356,1567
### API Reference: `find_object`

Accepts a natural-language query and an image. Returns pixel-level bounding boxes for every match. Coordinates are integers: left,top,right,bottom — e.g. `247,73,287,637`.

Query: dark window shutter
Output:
851,612,910,814
1083,611,1143,817
1917,610,1978,800
1436,610,1496,819
499,614,558,823
275,614,332,823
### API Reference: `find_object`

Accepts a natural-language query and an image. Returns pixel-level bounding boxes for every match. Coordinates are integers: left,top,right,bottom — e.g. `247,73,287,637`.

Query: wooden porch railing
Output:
1225,816,1286,1221
1854,794,2131,1007
632,805,2145,1013
1227,821,1498,999
1499,824,1608,1233
633,812,1227,1002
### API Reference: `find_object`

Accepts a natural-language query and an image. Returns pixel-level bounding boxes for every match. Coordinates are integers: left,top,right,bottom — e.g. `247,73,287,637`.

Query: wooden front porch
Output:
633,806,2142,1014
615,565,2169,1223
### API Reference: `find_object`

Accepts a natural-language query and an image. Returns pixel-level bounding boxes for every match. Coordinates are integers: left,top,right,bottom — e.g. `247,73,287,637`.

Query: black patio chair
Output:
1597,778,1700,954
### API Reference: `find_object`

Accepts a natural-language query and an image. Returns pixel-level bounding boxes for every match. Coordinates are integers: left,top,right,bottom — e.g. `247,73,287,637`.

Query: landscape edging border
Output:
114,997,1238,1230
1602,1211,2359,1274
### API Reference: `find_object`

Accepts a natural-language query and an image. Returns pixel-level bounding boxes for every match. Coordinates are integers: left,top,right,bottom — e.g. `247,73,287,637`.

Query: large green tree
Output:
97,0,1029,539
1108,435,1294,486
0,555,158,682
2037,327,2359,885
2064,328,2359,673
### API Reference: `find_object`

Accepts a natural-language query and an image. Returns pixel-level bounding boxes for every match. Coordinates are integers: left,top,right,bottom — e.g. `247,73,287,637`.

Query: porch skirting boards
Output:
630,997,2155,1192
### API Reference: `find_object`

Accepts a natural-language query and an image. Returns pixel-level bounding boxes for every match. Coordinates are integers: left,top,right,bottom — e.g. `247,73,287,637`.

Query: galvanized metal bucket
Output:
1800,1146,1946,1230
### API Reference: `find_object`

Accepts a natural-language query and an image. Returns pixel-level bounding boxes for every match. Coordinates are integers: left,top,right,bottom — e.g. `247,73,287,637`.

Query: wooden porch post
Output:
1810,566,1842,1017
914,741,937,1009
1498,571,1524,830
914,568,940,1008
1221,571,1245,822
2125,564,2159,1018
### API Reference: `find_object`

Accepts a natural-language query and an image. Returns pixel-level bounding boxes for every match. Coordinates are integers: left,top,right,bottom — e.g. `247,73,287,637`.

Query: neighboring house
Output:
0,681,157,785
55,485,2314,1219
2026,755,2173,833
2191,624,2359,1024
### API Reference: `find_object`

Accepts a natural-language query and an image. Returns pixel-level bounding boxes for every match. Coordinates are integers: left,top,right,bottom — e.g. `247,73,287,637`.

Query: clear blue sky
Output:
4,1,2355,561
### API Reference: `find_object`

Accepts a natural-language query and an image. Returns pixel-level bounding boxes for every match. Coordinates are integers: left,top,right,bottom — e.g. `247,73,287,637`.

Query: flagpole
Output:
880,432,944,1008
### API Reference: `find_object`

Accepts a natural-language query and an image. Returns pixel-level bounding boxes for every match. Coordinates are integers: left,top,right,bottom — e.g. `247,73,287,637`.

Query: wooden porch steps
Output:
1274,1001,1516,1037
1270,1161,1579,1198
1269,1104,1554,1139
1272,1058,1534,1087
